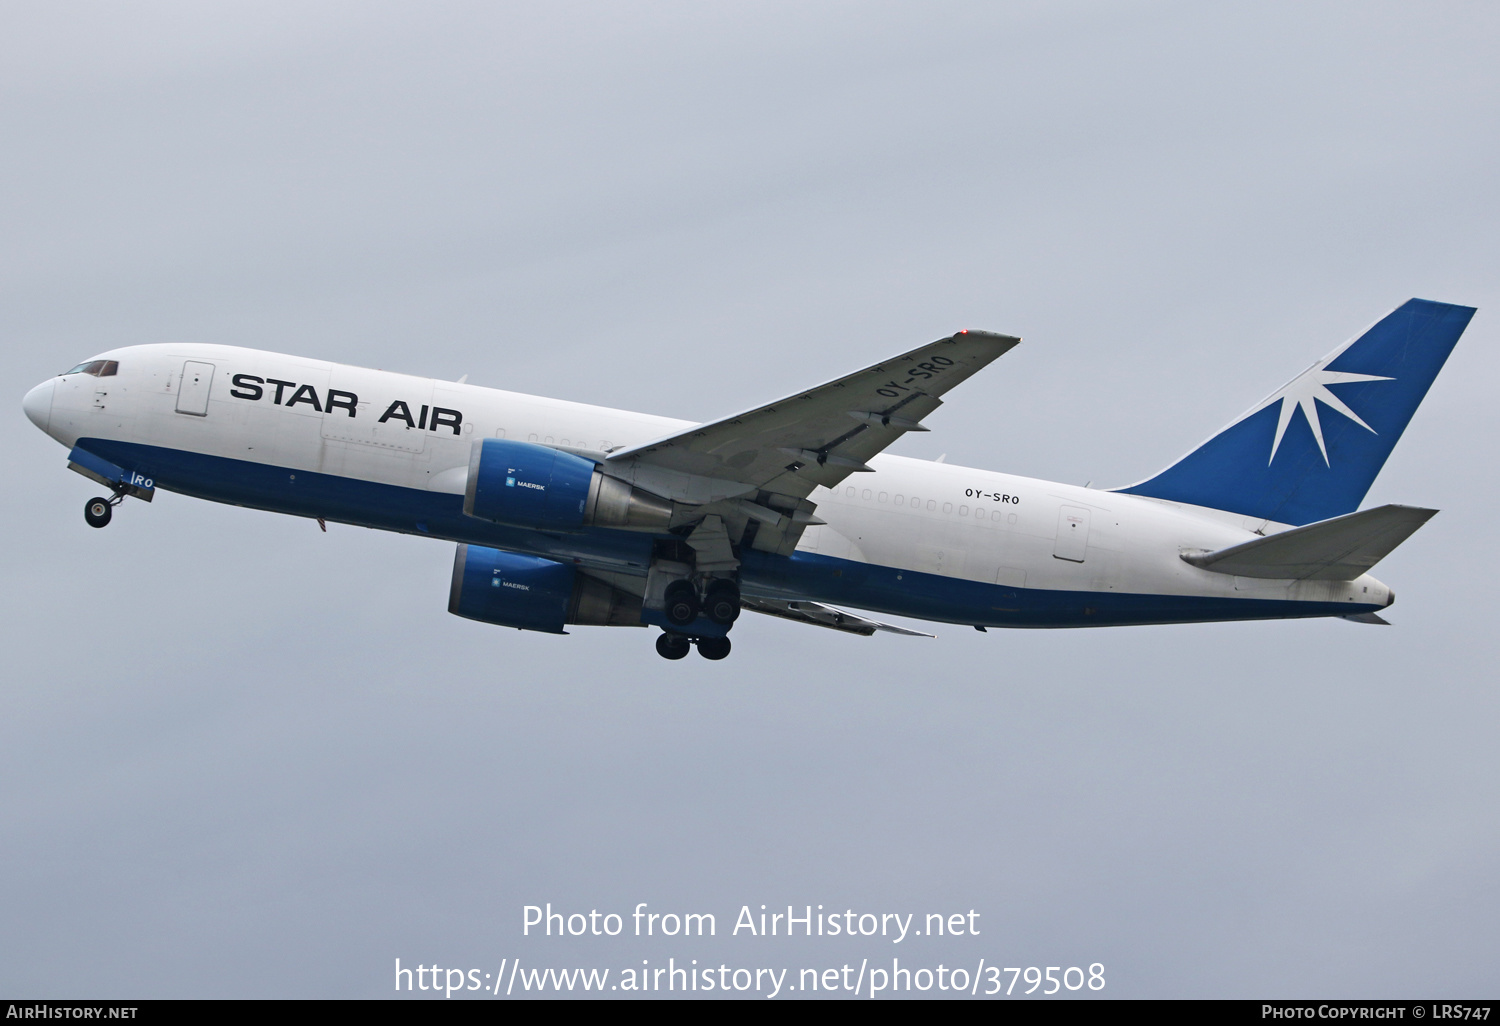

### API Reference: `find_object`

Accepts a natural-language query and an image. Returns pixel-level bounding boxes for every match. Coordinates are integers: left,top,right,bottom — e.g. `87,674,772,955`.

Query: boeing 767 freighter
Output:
22,299,1474,660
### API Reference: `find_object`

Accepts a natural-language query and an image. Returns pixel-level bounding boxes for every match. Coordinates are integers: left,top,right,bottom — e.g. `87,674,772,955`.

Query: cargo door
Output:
175,361,215,416
1053,505,1090,562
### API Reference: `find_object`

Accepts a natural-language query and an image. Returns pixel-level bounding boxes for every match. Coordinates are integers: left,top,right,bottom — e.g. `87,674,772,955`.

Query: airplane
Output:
21,298,1475,661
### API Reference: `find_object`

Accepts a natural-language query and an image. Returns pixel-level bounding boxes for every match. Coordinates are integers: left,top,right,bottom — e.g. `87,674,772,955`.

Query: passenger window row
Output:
841,485,1018,524
522,432,612,451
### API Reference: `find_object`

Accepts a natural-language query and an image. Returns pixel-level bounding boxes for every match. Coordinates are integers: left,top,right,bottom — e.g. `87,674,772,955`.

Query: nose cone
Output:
23,378,55,433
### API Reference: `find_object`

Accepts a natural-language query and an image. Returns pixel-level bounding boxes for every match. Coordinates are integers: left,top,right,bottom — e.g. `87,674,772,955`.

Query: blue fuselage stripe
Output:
79,438,1382,628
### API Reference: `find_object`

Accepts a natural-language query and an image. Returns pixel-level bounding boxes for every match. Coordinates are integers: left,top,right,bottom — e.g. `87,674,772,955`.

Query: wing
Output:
742,596,935,637
607,330,1019,499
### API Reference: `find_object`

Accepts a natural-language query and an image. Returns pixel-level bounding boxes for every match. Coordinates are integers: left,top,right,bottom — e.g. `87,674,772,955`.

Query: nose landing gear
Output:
84,493,123,528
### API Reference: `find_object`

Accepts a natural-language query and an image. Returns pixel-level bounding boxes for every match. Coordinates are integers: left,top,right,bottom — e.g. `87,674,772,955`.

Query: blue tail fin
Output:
1117,299,1476,525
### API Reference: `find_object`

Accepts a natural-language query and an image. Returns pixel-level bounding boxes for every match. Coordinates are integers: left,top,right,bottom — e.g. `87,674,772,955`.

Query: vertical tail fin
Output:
1116,299,1475,525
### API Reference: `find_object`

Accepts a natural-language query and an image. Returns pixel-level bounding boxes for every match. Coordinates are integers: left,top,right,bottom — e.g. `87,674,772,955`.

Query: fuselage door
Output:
176,361,215,416
1054,505,1090,562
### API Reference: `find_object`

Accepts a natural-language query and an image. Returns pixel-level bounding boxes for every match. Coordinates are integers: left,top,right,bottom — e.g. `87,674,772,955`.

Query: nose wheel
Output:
84,495,119,528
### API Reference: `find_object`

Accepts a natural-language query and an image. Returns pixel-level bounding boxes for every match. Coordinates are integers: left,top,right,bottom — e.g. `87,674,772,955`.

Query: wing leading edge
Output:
607,330,1019,500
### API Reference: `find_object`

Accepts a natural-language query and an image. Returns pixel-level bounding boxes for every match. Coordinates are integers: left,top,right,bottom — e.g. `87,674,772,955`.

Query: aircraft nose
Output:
22,378,54,433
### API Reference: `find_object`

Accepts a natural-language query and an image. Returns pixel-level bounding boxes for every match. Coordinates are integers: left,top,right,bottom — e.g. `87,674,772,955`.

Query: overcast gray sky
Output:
2,1,1497,999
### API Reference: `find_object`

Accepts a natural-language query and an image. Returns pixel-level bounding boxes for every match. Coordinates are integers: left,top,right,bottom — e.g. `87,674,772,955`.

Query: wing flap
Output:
1182,504,1437,580
742,596,934,637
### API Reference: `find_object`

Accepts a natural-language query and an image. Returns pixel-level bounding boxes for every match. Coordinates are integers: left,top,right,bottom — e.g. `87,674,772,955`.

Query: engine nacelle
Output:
463,438,672,533
448,544,643,633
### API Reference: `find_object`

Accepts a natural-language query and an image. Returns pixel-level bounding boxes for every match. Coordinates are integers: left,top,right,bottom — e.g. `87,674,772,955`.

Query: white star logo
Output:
1248,359,1393,466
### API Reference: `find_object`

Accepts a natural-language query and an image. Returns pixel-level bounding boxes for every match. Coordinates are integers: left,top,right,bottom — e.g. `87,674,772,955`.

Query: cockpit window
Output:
63,360,117,377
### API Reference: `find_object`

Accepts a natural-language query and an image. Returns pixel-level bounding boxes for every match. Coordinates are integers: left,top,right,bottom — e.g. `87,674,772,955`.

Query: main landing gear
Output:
84,493,123,528
654,577,741,660
663,578,741,627
696,636,731,660
655,632,732,661
703,580,741,625
655,633,690,660
663,580,699,626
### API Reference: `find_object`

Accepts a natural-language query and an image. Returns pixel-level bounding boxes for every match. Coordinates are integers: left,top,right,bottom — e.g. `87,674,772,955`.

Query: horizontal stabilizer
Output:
742,596,934,637
1182,504,1437,580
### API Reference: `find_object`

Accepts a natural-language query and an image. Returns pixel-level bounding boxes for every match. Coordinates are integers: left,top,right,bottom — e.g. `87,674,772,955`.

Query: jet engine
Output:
448,544,643,634
462,438,672,533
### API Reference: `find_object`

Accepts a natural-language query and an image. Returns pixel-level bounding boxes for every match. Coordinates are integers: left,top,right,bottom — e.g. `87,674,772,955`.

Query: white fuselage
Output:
23,343,1393,627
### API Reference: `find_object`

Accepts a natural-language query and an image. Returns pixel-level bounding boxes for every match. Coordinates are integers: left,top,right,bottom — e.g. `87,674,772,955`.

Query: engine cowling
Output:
448,544,643,633
462,438,672,533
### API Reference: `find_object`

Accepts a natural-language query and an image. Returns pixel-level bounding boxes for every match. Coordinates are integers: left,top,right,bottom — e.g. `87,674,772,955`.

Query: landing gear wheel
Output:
663,580,700,626
696,636,731,661
84,497,113,528
655,633,691,660
704,580,741,625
